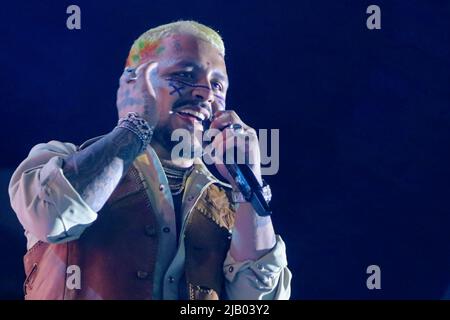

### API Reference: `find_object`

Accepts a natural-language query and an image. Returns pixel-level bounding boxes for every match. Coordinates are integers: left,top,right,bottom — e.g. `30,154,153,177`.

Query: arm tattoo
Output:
63,127,143,212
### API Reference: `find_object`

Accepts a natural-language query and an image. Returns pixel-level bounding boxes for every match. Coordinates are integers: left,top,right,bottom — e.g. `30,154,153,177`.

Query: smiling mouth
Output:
176,109,207,122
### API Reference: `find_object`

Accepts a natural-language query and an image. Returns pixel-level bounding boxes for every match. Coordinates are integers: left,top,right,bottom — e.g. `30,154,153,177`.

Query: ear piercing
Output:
125,67,138,82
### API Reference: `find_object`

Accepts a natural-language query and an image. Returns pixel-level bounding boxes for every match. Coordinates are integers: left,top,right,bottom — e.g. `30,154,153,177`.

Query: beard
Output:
152,123,204,161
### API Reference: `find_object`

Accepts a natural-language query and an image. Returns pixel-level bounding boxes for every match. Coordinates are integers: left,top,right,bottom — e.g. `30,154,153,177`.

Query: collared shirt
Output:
9,139,292,300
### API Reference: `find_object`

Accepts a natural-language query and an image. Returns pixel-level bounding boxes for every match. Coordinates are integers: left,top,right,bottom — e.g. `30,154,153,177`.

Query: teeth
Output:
178,109,205,121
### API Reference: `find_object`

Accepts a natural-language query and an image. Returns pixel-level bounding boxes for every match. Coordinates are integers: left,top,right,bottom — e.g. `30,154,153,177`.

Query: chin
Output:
179,123,204,134
166,126,204,160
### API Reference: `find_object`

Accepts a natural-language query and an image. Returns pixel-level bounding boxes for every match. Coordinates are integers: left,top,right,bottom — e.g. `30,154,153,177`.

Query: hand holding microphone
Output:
206,110,272,216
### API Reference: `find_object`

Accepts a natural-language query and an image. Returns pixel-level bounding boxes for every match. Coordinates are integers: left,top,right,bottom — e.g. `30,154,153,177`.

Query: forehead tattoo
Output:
173,41,183,53
156,45,165,55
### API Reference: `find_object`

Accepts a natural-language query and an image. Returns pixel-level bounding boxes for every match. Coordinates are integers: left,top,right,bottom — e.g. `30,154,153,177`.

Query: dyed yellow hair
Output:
126,20,225,68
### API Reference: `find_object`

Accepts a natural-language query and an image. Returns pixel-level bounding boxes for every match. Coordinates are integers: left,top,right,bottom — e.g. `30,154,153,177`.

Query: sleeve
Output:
8,141,98,244
223,235,292,300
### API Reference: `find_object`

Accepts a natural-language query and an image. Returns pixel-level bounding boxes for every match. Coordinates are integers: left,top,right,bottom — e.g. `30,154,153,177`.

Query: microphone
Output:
202,118,271,216
224,162,271,217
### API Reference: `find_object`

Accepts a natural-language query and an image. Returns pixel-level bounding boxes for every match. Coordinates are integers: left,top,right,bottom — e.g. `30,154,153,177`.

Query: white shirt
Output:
9,139,292,299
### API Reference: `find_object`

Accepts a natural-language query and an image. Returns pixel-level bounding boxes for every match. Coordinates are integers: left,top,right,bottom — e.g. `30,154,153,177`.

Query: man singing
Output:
9,20,291,300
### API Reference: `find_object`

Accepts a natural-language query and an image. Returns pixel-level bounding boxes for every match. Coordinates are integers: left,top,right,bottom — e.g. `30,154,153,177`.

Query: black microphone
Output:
202,118,271,216
224,162,271,217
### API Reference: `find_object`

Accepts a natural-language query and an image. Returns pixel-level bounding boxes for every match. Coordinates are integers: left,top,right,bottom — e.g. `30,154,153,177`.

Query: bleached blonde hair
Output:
126,20,225,68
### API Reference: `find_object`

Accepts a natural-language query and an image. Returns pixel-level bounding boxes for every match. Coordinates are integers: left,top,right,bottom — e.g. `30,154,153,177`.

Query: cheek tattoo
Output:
214,94,226,108
166,78,226,107
168,81,186,97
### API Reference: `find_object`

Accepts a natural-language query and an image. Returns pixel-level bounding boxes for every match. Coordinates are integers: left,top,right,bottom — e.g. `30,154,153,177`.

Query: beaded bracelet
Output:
117,112,154,153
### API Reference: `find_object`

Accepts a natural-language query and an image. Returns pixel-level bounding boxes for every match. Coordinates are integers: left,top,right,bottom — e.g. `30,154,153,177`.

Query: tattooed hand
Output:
208,110,263,189
116,62,160,127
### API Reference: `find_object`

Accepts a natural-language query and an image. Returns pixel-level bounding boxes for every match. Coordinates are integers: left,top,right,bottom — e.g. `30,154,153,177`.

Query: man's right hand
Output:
116,62,159,127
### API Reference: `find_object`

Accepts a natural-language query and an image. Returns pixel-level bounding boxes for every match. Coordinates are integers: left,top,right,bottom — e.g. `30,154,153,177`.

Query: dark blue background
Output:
1,0,449,299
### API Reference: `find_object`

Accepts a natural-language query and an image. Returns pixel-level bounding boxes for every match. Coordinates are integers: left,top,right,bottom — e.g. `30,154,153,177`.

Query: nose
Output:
191,82,214,104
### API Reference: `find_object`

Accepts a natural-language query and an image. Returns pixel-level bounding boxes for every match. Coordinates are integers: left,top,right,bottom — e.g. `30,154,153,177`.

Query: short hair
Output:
125,20,225,68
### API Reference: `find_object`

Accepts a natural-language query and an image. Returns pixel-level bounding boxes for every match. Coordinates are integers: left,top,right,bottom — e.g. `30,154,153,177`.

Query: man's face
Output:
148,34,229,158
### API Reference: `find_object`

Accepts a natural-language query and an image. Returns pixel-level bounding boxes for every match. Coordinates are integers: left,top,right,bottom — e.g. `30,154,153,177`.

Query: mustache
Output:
172,99,207,110
172,99,213,118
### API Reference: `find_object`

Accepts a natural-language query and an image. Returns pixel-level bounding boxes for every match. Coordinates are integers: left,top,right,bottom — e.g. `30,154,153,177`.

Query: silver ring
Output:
229,123,245,134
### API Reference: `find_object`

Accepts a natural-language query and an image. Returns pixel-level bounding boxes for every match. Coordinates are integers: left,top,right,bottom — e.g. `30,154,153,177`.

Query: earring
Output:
125,67,138,82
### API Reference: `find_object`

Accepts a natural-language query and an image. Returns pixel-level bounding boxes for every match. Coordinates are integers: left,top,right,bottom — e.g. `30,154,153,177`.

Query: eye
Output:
212,81,223,91
174,71,194,79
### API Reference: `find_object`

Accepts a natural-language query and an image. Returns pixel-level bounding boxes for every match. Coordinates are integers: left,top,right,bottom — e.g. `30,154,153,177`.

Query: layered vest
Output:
22,147,236,300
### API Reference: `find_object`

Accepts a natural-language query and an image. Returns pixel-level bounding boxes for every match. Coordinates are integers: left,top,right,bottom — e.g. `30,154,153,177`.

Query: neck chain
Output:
161,159,194,195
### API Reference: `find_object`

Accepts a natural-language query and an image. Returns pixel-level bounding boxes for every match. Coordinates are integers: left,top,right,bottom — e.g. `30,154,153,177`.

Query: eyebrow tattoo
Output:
169,60,228,83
